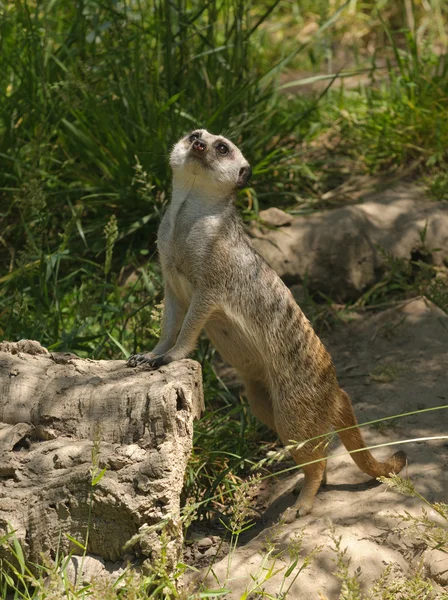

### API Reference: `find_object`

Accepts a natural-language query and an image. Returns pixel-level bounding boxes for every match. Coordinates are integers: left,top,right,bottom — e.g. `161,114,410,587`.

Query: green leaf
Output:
92,466,107,486
106,332,129,359
284,555,300,577
198,590,232,598
12,535,25,575
64,533,86,551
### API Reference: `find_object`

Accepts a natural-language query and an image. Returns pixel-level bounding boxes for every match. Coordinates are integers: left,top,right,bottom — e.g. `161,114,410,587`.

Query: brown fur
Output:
128,130,406,520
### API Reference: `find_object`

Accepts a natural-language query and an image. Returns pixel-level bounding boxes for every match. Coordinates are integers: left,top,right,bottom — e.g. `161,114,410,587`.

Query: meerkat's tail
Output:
334,389,406,478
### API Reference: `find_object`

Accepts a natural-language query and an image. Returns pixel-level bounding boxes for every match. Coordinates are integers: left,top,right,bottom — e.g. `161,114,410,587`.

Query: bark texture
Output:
0,340,203,571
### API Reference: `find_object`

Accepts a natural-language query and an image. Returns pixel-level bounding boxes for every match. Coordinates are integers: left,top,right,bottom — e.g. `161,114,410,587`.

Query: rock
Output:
66,555,106,585
258,207,293,227
424,549,448,586
0,423,34,451
64,555,129,587
0,339,49,355
0,344,204,580
197,537,214,549
251,183,448,300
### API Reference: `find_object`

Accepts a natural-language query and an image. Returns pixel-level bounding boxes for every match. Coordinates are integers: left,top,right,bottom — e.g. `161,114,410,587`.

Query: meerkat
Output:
127,129,406,521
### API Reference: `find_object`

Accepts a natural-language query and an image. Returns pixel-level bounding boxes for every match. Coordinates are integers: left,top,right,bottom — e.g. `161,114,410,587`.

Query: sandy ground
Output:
186,297,448,598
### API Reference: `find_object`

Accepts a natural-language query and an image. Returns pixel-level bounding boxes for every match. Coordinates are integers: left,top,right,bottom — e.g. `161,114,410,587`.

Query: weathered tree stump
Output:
0,340,203,576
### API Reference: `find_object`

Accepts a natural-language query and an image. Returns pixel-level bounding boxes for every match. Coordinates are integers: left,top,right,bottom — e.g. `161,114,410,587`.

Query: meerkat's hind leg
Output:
244,379,277,433
282,459,327,523
293,461,327,496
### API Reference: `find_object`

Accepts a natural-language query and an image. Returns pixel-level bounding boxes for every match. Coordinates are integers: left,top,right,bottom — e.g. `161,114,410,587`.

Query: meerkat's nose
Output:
192,139,207,152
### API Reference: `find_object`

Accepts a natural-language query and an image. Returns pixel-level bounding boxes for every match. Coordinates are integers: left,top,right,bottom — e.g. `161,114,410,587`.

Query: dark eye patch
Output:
189,132,200,143
216,142,229,155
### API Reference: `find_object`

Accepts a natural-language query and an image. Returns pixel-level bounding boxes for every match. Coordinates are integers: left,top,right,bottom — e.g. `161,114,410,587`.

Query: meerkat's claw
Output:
281,507,298,524
126,353,155,367
281,506,309,523
127,352,174,369
143,354,168,369
281,501,313,524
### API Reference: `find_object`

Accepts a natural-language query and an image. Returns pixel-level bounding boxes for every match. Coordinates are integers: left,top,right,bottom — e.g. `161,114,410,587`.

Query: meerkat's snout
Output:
192,139,207,152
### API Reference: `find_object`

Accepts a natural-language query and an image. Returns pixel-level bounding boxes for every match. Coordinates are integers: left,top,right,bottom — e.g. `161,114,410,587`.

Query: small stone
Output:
123,444,147,461
197,536,213,549
108,456,127,470
424,548,448,586
0,464,16,477
193,548,203,560
65,555,106,585
259,207,293,227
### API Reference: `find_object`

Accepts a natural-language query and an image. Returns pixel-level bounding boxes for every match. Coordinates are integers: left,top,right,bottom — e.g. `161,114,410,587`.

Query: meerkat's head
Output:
170,129,252,195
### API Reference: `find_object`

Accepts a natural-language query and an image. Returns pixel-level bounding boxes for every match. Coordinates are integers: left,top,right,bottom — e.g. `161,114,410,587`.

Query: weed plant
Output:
269,2,448,204
254,0,448,73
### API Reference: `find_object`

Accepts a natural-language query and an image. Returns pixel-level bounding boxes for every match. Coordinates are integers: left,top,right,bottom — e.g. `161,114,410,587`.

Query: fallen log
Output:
0,340,203,576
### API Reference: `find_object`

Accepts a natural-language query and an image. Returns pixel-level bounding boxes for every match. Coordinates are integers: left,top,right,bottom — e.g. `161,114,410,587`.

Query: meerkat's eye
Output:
216,142,229,155
189,132,200,143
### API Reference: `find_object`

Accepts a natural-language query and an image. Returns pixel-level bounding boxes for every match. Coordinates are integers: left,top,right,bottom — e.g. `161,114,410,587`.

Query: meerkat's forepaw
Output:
126,352,175,369
127,353,157,368
145,354,172,369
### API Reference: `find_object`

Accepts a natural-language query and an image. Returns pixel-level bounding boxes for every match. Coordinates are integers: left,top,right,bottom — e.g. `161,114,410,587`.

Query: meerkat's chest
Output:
157,207,220,309
158,202,220,275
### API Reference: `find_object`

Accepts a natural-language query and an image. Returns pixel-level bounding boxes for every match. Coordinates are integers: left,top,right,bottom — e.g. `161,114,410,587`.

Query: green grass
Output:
185,346,277,520
265,2,448,206
328,35,448,174
2,0,448,354
0,0,322,355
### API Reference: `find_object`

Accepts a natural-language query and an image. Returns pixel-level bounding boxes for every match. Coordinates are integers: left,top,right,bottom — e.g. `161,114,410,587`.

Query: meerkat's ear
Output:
236,165,252,189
